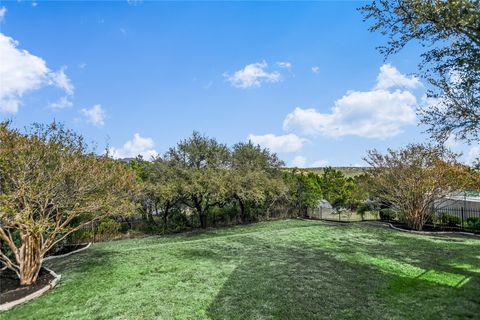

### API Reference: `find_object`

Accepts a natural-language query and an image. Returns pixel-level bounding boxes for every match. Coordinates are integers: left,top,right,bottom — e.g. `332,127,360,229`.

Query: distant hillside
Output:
286,167,367,177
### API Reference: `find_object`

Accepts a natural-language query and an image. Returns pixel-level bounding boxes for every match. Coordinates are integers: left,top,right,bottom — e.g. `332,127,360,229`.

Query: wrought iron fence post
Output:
461,207,464,229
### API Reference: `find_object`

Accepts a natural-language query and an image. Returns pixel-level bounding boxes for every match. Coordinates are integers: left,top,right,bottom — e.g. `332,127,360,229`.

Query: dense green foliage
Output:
118,132,371,237
2,219,479,319
283,167,367,216
124,132,289,232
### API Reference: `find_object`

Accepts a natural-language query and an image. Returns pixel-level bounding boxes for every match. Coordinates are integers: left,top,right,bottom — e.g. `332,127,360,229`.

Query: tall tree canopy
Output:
0,122,138,284
360,0,480,143
165,132,230,229
230,141,285,223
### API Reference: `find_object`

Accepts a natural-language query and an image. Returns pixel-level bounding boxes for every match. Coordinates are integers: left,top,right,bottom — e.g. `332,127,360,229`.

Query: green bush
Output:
95,218,121,240
133,219,162,234
466,217,480,230
439,214,461,226
168,210,191,232
379,208,397,221
357,201,378,217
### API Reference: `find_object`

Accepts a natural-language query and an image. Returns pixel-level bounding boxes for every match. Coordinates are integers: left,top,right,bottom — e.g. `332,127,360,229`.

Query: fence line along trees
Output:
0,122,138,285
363,144,472,230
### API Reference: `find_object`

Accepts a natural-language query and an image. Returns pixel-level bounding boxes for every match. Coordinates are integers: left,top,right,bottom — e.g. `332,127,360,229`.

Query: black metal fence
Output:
306,205,480,232
430,207,480,231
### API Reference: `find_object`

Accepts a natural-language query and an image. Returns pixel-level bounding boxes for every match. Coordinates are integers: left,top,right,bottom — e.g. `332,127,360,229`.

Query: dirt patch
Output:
0,268,54,304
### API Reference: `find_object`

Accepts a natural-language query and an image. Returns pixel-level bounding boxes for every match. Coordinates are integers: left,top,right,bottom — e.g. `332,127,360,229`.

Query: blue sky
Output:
0,1,477,166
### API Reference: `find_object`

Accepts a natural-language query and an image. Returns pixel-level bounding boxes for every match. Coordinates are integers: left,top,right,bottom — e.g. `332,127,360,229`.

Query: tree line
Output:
0,122,371,285
1,121,479,286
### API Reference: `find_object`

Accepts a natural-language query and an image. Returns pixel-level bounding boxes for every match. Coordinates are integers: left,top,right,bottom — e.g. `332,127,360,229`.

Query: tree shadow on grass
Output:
206,243,480,320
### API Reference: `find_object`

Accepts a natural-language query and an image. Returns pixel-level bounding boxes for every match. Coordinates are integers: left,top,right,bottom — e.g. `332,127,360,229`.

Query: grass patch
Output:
2,219,480,319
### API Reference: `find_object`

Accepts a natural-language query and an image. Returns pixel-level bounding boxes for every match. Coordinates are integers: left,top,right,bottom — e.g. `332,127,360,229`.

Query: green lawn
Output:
2,219,480,319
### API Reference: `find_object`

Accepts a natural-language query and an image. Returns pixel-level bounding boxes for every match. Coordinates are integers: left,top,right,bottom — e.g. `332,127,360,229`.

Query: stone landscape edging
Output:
43,242,92,262
0,267,61,312
0,242,91,312
388,223,479,237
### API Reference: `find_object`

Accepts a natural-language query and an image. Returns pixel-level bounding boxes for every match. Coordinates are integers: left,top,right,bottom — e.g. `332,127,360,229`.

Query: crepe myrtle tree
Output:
363,143,473,230
0,122,138,285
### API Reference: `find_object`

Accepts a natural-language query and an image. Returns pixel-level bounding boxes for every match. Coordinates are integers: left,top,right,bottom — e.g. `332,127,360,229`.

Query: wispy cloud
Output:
225,61,281,89
247,133,306,153
48,96,73,110
81,104,106,126
277,61,292,69
0,7,6,22
291,155,306,167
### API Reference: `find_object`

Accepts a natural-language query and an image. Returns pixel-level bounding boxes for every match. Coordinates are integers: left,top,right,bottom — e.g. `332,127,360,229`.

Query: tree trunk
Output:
199,211,207,229
163,208,168,226
238,198,246,224
19,233,43,285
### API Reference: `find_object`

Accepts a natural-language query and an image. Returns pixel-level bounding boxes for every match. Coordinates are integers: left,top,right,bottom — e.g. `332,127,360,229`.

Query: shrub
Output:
466,217,480,230
168,210,191,232
95,218,122,241
357,201,378,217
133,220,162,234
379,208,397,221
440,214,461,226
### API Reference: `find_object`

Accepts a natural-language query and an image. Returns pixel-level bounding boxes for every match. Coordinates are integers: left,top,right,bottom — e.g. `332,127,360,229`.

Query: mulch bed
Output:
0,268,54,304
46,243,89,257
390,222,480,234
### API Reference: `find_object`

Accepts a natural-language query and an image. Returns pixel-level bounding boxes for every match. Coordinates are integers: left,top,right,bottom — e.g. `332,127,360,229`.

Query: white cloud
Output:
49,96,73,109
312,66,320,74
375,63,420,90
283,64,418,139
225,61,281,88
247,133,306,153
284,90,416,139
49,67,74,95
310,159,329,167
127,0,143,5
0,7,6,22
81,104,105,126
467,146,480,165
277,61,292,69
291,156,306,167
0,33,74,113
109,133,158,160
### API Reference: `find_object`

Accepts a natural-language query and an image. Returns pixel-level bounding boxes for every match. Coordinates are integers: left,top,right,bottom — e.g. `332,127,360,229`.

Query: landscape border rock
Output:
388,223,480,237
0,268,61,312
0,242,91,312
43,242,92,262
